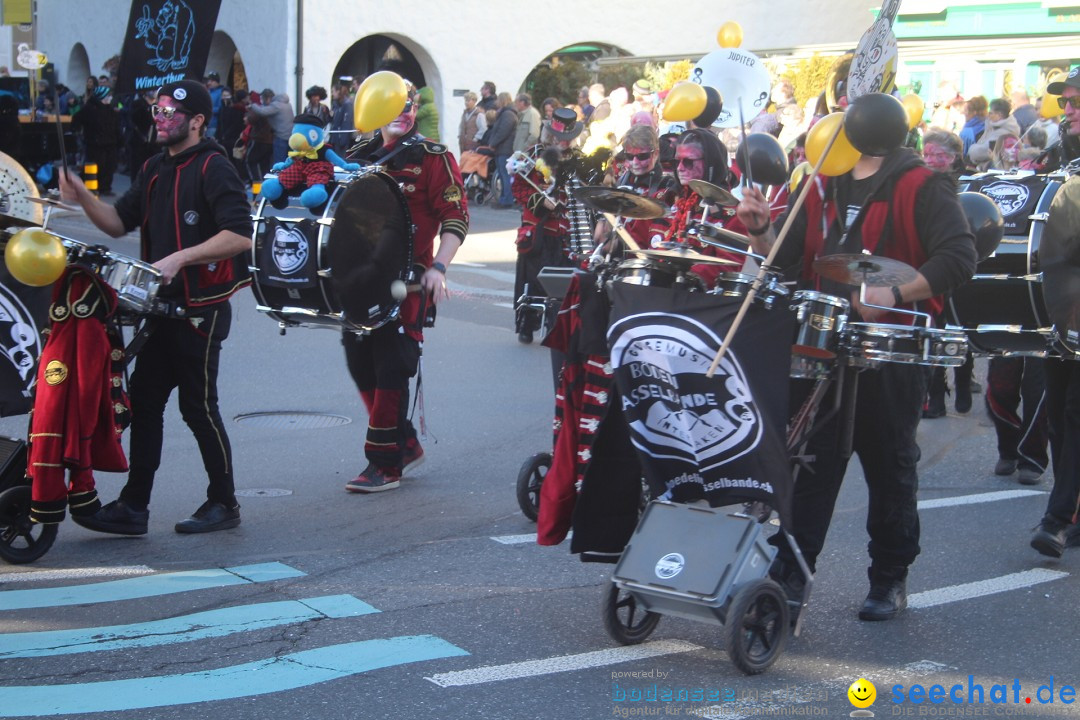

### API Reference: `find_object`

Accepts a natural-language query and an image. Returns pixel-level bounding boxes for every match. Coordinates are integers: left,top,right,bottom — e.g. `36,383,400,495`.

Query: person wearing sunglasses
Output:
341,80,468,493
593,124,677,251
59,79,253,535
1029,65,1080,557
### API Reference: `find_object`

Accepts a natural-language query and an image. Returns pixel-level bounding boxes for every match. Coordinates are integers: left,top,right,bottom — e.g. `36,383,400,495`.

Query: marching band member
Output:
343,82,468,493
511,107,587,345
738,142,976,621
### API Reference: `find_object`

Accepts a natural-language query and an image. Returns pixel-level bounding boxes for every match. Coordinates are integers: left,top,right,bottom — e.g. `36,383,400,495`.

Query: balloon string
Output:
706,120,844,378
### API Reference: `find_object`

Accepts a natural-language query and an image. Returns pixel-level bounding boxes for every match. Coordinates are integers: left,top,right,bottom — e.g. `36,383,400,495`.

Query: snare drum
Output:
609,258,705,292
709,272,790,309
101,251,162,315
947,172,1064,356
842,323,968,368
251,169,414,332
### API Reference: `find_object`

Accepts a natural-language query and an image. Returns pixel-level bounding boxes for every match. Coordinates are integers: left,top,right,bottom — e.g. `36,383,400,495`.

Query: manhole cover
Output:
236,488,293,498
234,411,352,429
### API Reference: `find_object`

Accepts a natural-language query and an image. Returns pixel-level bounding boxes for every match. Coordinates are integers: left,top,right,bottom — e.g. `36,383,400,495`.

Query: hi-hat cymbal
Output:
25,196,80,213
687,179,738,208
574,186,666,219
1038,175,1080,355
696,219,750,245
635,245,737,266
812,253,918,287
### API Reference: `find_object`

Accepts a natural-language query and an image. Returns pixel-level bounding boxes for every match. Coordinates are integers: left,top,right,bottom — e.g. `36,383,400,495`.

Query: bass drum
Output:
251,170,414,333
947,172,1065,356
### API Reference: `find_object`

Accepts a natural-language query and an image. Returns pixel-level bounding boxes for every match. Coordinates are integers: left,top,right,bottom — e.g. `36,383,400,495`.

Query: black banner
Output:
258,217,320,288
0,270,51,417
607,283,794,527
114,0,223,95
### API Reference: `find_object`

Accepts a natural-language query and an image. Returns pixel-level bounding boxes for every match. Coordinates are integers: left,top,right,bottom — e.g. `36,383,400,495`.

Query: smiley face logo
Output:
848,678,876,709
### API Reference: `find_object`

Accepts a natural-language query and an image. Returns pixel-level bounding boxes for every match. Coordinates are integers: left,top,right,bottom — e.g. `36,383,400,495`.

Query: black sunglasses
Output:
625,151,654,162
401,100,415,114
1057,95,1080,110
677,157,703,167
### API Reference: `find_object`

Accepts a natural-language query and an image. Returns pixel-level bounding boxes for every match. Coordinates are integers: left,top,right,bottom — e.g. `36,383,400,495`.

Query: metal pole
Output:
295,0,304,114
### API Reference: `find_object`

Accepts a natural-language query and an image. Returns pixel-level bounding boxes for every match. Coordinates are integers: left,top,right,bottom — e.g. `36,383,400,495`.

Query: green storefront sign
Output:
892,2,1080,38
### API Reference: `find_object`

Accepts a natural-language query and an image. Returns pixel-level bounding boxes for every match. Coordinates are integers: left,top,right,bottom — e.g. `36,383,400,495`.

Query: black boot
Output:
859,565,908,621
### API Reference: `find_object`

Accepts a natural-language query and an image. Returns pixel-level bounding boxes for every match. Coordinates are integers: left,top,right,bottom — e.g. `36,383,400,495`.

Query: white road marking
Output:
453,261,487,267
493,302,515,309
425,639,701,688
490,532,571,545
918,489,1045,510
0,566,154,584
908,568,1068,609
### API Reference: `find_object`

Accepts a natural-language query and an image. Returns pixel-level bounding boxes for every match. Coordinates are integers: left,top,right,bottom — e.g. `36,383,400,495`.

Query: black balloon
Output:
735,133,790,187
843,92,908,156
958,191,1004,262
693,86,723,128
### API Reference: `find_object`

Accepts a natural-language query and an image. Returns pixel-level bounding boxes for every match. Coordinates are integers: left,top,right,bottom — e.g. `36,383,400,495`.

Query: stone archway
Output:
207,30,246,91
332,35,428,89
66,43,91,94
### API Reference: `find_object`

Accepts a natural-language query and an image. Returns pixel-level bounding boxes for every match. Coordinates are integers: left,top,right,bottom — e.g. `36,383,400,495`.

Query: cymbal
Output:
1038,176,1080,355
574,186,666,219
696,219,750,245
812,253,918,287
687,180,738,208
635,246,737,266
25,196,80,213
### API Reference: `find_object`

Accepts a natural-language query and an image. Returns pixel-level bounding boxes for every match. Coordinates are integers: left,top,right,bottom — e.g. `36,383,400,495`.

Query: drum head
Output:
1039,175,1080,354
327,173,413,329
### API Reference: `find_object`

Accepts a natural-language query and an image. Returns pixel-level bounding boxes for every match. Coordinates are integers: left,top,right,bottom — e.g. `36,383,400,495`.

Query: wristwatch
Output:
431,261,447,274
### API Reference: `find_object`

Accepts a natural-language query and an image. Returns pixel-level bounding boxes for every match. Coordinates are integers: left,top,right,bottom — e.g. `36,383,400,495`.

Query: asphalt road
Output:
0,195,1077,720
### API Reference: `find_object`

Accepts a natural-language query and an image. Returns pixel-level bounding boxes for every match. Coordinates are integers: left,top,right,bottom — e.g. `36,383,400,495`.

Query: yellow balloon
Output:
353,71,409,133
788,160,812,193
1042,94,1063,119
5,228,66,287
805,113,861,177
716,21,743,49
900,94,925,131
663,81,708,122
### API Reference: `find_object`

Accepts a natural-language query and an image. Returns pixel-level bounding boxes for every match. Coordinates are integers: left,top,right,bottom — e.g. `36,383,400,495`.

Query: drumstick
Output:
53,88,69,178
601,211,641,252
706,120,843,378
739,100,753,188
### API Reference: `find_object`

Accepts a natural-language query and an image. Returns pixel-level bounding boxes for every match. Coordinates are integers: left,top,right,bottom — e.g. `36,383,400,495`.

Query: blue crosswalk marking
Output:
0,562,305,611
0,635,469,717
0,594,378,659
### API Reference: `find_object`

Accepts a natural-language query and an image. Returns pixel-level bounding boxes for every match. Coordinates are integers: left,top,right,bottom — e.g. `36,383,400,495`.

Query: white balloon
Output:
690,48,771,129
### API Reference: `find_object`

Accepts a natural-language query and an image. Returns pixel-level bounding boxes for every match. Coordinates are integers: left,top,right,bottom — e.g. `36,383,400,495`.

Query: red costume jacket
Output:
28,268,129,524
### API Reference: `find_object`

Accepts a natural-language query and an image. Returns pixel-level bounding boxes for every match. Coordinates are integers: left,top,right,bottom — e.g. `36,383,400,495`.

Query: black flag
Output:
0,269,50,417
607,283,794,527
114,0,223,95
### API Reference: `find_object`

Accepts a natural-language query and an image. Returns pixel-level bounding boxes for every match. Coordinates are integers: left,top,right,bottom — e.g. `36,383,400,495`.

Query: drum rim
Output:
791,289,850,308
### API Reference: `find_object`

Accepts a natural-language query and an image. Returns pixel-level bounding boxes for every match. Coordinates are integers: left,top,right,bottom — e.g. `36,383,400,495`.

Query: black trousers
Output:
88,144,119,194
120,303,235,509
1043,359,1080,525
342,324,420,469
773,362,927,571
986,357,1048,472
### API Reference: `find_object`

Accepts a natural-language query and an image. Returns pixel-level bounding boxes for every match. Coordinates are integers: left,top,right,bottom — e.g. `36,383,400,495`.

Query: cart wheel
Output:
723,578,789,675
601,581,661,645
0,485,58,565
515,452,550,522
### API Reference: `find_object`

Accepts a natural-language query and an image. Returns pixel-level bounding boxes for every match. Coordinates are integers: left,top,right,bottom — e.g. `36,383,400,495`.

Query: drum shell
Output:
842,322,968,368
609,258,705,292
790,290,849,364
101,253,161,315
708,272,790,310
250,170,413,332
947,175,1063,356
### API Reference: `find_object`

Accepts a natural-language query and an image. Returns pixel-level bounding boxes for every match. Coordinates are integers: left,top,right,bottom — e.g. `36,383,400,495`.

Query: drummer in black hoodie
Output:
60,79,252,536
737,143,976,622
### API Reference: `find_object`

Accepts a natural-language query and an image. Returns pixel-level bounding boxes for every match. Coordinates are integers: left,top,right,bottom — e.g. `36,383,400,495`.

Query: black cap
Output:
1047,66,1080,96
207,71,220,82
157,80,213,122
293,113,327,128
